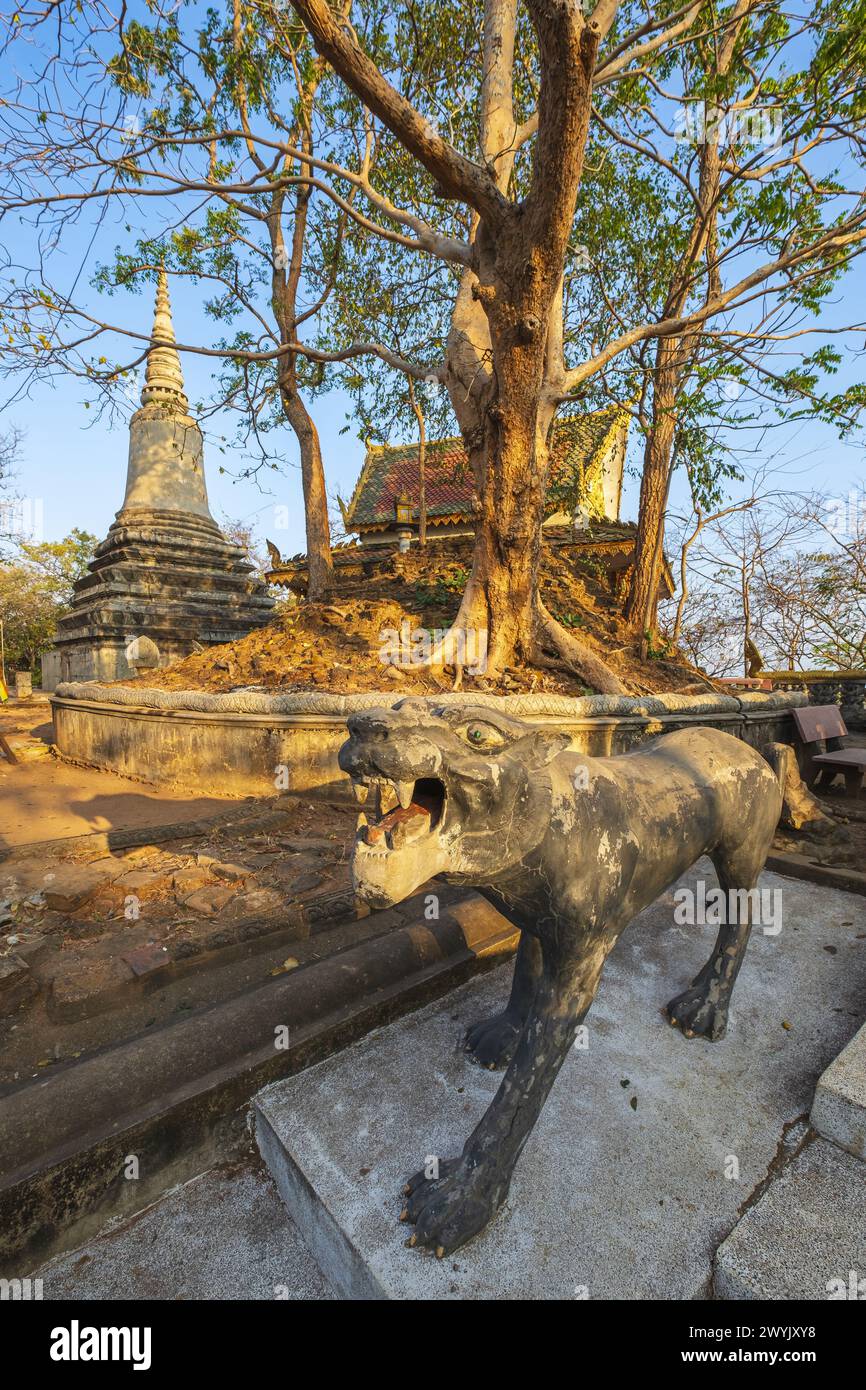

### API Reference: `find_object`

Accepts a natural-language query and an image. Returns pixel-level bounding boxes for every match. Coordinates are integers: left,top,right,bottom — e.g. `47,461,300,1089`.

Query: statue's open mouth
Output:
350,775,447,855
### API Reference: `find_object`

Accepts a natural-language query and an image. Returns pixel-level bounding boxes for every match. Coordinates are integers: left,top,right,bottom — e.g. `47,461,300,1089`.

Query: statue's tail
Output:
766,741,831,832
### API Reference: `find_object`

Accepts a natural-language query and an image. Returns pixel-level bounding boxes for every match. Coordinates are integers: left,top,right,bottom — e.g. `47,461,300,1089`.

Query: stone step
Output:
714,1138,866,1300
0,888,515,1275
26,1160,333,1301
810,1020,866,1159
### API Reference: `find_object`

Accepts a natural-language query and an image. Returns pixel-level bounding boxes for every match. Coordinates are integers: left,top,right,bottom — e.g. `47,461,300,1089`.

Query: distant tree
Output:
756,486,866,669
661,585,741,676
219,514,270,579
18,528,99,600
665,484,866,674
1,530,98,673
0,565,59,673
0,425,23,556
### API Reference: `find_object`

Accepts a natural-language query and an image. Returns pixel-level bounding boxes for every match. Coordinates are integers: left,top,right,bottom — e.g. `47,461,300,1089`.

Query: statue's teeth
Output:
397,780,414,809
379,782,399,815
351,779,369,804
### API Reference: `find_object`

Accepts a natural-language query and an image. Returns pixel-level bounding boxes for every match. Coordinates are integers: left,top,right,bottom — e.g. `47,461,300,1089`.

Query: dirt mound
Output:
116,537,712,697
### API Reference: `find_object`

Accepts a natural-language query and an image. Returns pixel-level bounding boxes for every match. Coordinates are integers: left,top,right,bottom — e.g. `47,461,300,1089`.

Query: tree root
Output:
532,598,628,695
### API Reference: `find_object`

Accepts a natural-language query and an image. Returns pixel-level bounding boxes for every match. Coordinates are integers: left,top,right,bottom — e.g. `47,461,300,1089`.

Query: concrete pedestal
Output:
254,865,866,1299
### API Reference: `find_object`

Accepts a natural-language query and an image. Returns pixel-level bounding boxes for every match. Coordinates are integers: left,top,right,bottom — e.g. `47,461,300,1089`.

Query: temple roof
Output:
342,405,628,531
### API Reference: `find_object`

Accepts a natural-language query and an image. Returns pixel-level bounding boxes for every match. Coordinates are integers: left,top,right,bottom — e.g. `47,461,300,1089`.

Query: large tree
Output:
607,0,866,639
2,0,865,687
282,0,866,683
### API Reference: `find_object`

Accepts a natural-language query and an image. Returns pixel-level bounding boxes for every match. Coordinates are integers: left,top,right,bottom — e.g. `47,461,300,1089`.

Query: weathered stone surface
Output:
120,943,171,980
209,860,255,884
0,955,37,1013
225,888,285,918
811,1021,866,1159
275,837,341,855
0,859,59,899
113,869,172,902
767,740,830,830
8,932,48,964
30,1162,334,1301
714,1139,866,1300
172,866,212,896
288,871,325,897
181,885,236,916
270,860,326,898
43,864,116,912
48,958,135,1023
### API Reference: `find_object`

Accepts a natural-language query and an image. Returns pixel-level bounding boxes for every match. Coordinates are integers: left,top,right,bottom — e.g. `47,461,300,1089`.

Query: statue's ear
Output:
523,729,573,766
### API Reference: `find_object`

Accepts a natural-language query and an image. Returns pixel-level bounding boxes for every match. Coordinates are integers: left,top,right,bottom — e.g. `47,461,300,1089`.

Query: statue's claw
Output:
666,985,729,1042
463,1009,522,1068
401,1158,503,1257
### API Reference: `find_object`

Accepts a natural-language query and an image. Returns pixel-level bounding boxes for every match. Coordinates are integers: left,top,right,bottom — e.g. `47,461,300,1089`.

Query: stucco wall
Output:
50,685,807,802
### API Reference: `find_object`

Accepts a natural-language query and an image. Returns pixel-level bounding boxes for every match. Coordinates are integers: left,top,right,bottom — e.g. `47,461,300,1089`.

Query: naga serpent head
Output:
338,699,571,909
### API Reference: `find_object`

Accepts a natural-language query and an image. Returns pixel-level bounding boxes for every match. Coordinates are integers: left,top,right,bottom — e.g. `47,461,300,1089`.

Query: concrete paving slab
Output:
29,1160,334,1300
255,865,866,1300
714,1138,866,1300
811,1021,866,1159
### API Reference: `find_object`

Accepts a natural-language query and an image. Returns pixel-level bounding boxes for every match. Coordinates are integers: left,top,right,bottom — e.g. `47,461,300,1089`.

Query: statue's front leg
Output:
403,945,606,1256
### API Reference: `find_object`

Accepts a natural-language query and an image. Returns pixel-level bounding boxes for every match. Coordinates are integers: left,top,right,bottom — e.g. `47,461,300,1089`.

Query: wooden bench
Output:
793,704,866,799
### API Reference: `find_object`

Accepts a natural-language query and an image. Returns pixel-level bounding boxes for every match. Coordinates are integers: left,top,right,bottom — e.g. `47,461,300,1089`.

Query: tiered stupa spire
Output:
46,268,273,685
140,266,188,412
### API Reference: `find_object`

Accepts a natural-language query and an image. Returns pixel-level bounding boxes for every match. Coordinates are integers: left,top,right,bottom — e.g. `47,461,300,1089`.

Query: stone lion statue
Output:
339,700,783,1256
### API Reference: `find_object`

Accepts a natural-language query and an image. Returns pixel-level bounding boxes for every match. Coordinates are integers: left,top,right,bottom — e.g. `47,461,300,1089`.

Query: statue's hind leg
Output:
666,842,770,1041
463,930,542,1068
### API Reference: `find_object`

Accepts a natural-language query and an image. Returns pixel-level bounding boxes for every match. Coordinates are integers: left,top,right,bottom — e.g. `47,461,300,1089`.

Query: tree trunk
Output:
267,74,336,605
742,561,752,678
672,508,703,645
281,379,335,600
449,11,602,678
625,354,678,636
408,377,427,547
288,0,623,686
465,402,549,674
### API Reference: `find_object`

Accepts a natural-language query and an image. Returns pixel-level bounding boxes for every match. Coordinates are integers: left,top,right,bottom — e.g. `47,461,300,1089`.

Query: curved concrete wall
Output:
50,684,807,801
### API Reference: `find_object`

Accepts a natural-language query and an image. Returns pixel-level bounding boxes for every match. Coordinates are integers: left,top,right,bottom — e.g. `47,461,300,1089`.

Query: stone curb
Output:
765,852,866,897
713,1136,866,1300
43,887,368,1025
811,1021,866,1160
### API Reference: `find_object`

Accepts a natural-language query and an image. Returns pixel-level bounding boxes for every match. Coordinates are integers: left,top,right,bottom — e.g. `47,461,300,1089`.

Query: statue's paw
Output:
400,1160,501,1257
666,985,728,1041
401,1157,462,1203
463,1010,521,1069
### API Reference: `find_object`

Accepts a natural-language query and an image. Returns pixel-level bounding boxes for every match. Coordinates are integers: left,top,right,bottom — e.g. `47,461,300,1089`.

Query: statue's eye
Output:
463,721,505,749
